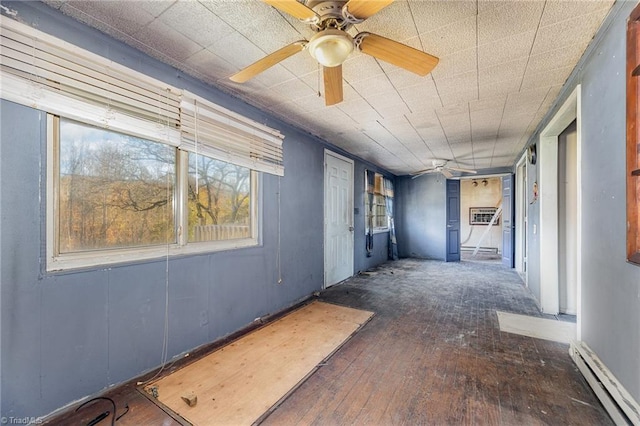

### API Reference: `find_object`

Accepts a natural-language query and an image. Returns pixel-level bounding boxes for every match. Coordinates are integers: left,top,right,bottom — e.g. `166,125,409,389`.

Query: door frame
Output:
445,179,461,262
539,85,582,339
323,149,355,288
502,174,515,268
515,152,528,285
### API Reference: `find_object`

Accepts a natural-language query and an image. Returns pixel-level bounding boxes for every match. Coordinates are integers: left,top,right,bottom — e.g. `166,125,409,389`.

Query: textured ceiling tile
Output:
419,15,477,57
209,31,269,70
292,92,334,114
339,96,379,116
478,30,536,69
158,1,235,48
62,1,158,33
134,19,204,61
202,0,281,32
355,0,418,43
183,48,236,81
397,81,440,113
283,55,322,79
235,13,306,54
429,147,455,161
520,65,574,91
526,43,586,74
469,96,507,112
365,91,413,119
259,66,302,89
431,47,477,80
349,73,397,97
136,1,176,18
438,88,478,107
271,78,316,102
342,108,385,124
343,53,386,83
435,71,478,105
471,109,502,135
42,0,613,176
478,1,544,45
411,0,477,34
478,58,527,86
478,77,521,99
539,0,614,28
531,8,611,55
503,90,547,117
386,68,432,90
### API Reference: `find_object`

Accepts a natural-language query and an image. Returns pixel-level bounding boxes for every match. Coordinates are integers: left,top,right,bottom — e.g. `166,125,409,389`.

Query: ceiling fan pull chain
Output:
317,63,322,97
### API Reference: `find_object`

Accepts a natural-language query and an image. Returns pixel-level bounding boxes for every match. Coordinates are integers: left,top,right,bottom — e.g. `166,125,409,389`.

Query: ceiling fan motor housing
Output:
306,1,350,27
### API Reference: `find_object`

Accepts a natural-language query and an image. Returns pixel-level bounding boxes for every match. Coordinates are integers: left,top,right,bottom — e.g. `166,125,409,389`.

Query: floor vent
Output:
570,341,640,425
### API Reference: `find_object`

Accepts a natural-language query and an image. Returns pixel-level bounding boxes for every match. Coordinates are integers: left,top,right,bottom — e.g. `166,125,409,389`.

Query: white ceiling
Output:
42,0,614,176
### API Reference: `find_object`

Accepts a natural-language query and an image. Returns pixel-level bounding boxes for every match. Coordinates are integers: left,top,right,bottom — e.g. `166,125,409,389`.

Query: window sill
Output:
47,238,259,272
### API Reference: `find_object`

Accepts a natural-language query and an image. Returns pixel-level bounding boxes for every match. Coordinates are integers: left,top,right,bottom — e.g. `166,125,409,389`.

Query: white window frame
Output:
365,172,390,234
46,115,259,272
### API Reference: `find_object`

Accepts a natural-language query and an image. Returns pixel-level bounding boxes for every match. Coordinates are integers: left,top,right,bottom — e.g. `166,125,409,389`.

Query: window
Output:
48,116,259,271
469,207,500,225
56,117,176,253
188,154,252,243
2,17,283,271
365,172,392,232
628,3,640,265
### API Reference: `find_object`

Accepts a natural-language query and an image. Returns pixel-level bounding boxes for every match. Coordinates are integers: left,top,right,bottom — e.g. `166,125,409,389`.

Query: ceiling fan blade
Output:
447,167,477,174
441,169,454,179
343,0,394,20
230,41,306,83
324,65,343,106
357,33,439,76
261,0,318,21
411,168,437,179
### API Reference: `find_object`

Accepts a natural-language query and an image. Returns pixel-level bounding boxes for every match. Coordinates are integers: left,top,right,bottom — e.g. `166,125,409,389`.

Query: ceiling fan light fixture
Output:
308,29,353,67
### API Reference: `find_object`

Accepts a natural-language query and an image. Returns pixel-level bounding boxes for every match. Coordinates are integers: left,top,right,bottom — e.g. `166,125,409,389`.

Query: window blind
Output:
0,18,285,175
0,18,182,145
180,91,284,176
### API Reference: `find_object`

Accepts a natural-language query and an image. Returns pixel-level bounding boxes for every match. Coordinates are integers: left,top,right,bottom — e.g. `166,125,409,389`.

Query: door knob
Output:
349,226,354,232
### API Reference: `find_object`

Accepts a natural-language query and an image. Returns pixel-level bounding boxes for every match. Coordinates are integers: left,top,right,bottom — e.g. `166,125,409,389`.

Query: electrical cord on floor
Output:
74,396,129,426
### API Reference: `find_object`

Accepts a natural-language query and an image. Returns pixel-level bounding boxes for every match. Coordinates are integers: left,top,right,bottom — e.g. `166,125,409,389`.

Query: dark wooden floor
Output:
45,259,612,425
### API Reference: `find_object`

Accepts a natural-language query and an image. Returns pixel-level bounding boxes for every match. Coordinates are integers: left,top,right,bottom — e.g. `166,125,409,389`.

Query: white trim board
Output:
570,340,640,426
496,311,576,344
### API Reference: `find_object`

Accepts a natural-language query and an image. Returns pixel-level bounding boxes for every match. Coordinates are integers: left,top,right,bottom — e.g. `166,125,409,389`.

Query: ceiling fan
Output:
411,160,477,179
229,0,439,106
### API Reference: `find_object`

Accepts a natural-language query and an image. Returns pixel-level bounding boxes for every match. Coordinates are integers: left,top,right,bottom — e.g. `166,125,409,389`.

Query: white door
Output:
558,120,578,314
324,150,354,288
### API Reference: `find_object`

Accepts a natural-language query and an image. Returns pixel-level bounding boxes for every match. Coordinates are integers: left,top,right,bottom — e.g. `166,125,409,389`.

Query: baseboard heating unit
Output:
570,341,640,425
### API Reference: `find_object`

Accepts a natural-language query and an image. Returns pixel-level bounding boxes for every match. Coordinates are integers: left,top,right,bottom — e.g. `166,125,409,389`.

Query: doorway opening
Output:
538,85,581,338
459,176,504,263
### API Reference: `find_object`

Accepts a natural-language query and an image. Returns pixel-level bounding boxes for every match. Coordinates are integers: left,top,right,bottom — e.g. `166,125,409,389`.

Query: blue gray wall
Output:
0,2,393,419
522,0,640,402
396,174,447,260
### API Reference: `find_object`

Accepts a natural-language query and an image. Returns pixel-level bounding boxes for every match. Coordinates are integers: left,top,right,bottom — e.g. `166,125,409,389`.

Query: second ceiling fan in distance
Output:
229,0,439,106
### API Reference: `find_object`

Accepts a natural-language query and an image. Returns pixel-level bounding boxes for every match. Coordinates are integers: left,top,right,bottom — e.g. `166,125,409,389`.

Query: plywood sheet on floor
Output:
497,310,576,343
145,301,373,425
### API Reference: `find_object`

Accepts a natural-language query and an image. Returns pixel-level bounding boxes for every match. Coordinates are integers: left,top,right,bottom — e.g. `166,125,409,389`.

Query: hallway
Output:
265,259,610,425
